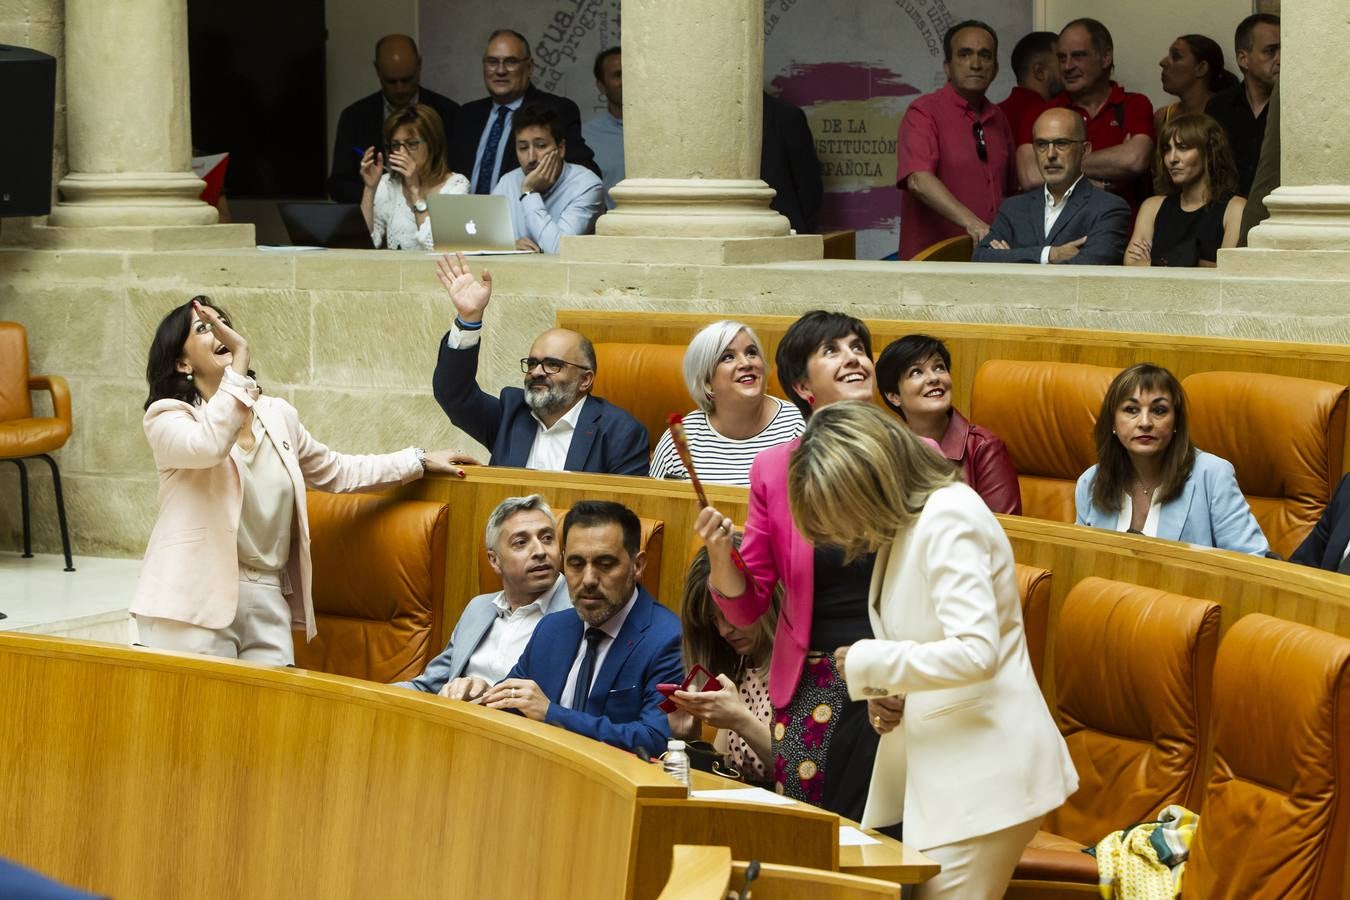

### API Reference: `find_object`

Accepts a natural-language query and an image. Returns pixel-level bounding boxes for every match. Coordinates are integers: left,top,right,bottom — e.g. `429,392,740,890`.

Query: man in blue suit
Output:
395,494,571,696
431,253,649,475
480,500,683,754
1291,474,1350,572
973,108,1129,265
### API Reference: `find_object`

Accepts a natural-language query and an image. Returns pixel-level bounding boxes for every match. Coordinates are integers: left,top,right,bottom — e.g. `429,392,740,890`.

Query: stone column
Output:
47,0,218,230
1241,0,1350,256
564,0,820,264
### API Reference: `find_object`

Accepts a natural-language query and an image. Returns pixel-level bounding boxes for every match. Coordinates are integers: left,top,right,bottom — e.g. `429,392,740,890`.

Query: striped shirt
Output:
649,399,804,488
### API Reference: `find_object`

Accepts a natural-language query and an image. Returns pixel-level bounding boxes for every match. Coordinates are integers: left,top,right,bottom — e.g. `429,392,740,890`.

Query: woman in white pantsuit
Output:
787,402,1078,899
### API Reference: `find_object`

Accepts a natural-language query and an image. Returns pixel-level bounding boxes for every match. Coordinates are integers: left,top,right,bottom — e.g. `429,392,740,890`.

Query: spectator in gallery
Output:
762,91,825,234
491,105,605,253
359,104,469,251
1205,13,1280,197
1154,34,1237,134
897,19,1015,259
999,31,1062,140
328,34,459,204
582,46,624,209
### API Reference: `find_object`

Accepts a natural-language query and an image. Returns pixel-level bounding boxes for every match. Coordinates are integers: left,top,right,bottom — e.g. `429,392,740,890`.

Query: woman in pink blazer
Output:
696,310,903,822
133,297,464,664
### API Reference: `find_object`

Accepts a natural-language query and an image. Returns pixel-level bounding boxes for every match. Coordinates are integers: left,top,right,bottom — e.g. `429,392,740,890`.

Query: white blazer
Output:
132,372,423,640
846,483,1078,848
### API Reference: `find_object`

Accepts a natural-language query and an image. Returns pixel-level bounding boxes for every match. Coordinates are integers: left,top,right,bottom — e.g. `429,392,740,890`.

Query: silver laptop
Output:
427,194,519,252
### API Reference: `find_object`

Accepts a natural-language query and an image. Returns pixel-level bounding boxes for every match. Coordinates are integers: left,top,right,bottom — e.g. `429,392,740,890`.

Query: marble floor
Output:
0,551,138,644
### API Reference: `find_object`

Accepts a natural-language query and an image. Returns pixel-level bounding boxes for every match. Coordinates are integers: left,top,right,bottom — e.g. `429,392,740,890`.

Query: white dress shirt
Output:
1114,491,1162,537
444,322,587,471
461,576,561,683
1039,175,1085,264
560,589,639,709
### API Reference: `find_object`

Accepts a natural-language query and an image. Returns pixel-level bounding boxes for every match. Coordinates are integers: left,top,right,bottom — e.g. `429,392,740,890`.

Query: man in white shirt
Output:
491,105,605,254
395,495,571,696
430,252,649,475
581,46,624,209
972,108,1129,265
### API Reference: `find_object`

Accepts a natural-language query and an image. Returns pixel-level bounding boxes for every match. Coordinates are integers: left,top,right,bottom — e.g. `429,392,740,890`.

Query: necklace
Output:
1136,479,1158,497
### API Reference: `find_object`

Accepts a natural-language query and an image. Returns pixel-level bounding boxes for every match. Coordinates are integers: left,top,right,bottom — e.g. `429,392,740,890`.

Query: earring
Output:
806,395,816,406
185,372,193,382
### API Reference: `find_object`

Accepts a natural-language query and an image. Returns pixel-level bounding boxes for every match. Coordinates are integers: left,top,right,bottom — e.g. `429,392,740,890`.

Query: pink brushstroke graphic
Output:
771,62,921,106
820,186,900,234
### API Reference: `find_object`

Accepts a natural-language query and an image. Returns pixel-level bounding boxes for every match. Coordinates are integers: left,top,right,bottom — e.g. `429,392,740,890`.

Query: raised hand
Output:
359,147,383,189
435,252,493,323
192,298,250,376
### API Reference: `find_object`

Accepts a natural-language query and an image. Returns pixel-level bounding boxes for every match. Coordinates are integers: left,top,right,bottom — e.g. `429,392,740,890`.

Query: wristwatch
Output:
414,447,427,471
520,189,533,201
413,199,428,213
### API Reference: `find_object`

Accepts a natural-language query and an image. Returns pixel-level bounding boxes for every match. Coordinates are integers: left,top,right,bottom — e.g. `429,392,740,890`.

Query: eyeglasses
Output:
484,56,528,71
972,121,987,162
1032,138,1085,153
520,357,591,375
388,139,422,153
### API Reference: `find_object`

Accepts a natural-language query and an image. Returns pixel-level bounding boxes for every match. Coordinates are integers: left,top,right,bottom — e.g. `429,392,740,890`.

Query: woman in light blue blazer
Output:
1075,363,1269,555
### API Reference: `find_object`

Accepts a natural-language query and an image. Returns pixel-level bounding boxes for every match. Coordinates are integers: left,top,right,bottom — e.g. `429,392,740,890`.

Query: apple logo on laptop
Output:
465,219,477,236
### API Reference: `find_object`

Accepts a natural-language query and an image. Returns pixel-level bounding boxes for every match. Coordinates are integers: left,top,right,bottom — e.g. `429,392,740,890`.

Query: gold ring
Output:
873,715,882,727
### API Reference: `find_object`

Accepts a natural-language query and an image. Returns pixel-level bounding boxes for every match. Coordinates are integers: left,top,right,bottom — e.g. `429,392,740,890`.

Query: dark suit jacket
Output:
449,85,600,192
505,587,683,753
1291,473,1350,571
972,179,1129,264
327,88,460,204
761,92,823,234
432,332,649,475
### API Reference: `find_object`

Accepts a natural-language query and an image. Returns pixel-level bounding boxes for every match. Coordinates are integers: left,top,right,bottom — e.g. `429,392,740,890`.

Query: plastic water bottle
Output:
663,739,691,788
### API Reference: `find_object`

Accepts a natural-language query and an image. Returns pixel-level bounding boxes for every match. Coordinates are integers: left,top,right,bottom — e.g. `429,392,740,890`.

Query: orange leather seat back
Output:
1015,564,1052,684
1182,371,1347,558
294,491,449,684
476,505,665,602
1188,614,1350,899
970,360,1116,522
1045,576,1220,846
591,343,691,454
0,322,34,422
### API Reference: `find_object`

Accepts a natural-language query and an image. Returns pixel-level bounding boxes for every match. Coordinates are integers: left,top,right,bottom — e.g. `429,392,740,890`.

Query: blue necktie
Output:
475,106,509,195
569,627,606,710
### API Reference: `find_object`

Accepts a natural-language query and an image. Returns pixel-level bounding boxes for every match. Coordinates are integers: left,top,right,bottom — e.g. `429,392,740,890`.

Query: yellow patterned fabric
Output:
1095,805,1199,900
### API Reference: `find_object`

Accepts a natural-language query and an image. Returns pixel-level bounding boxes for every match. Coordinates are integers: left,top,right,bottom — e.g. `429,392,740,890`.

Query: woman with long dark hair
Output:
1126,113,1245,267
133,296,466,663
1075,363,1268,554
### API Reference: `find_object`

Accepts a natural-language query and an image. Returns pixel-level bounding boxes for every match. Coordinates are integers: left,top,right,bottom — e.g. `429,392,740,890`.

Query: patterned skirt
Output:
770,651,880,821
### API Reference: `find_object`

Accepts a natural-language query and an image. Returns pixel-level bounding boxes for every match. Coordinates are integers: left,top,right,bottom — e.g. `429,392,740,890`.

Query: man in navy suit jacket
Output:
1292,474,1350,572
431,253,649,475
327,35,460,204
973,108,1129,265
481,501,683,754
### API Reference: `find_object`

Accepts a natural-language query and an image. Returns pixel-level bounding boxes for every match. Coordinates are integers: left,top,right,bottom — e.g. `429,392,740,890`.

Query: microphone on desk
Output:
734,859,760,900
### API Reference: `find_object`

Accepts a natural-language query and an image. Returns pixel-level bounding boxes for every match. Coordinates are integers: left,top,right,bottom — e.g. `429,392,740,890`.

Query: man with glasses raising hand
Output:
973,108,1129,265
431,253,648,475
450,29,599,195
897,20,1015,260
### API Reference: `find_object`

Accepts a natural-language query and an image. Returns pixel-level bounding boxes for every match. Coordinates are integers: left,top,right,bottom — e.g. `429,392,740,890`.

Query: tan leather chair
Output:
970,361,1116,522
1182,371,1347,559
292,491,449,684
1014,576,1221,886
1187,614,1350,899
476,504,665,601
911,234,973,262
0,321,74,570
1015,564,1052,684
592,343,690,455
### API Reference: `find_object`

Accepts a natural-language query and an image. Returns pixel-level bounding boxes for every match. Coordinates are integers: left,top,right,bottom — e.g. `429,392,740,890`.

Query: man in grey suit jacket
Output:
973,108,1129,265
395,495,571,696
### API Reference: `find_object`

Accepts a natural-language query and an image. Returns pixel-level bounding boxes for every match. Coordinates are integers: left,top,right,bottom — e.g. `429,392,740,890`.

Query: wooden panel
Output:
555,311,1350,472
728,860,902,899
657,846,731,900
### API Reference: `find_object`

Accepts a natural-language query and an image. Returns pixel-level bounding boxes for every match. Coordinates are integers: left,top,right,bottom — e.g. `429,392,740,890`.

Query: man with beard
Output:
480,501,682,754
431,253,649,475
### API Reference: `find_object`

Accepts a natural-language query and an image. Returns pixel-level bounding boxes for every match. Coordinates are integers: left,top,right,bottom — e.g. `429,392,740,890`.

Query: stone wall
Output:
2,245,1349,557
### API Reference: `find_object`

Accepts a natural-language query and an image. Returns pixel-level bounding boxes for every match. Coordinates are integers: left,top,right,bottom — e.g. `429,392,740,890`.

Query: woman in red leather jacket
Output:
876,334,1022,515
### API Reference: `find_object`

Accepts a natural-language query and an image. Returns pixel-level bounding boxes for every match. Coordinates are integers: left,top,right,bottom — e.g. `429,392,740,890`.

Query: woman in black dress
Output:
1125,113,1245,267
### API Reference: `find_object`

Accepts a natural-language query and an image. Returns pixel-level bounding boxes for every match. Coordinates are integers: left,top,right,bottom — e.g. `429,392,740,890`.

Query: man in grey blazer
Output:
973,108,1129,265
395,494,571,696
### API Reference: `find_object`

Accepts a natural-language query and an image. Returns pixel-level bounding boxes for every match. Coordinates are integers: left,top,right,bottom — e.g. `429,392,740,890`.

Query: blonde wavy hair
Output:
788,401,958,560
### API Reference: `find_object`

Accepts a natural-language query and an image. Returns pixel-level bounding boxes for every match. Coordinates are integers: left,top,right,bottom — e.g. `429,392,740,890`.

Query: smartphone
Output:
658,664,720,713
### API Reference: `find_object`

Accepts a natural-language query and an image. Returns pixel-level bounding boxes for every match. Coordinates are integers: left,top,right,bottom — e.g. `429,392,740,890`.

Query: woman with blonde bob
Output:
788,401,1077,900
649,320,803,487
1075,363,1268,554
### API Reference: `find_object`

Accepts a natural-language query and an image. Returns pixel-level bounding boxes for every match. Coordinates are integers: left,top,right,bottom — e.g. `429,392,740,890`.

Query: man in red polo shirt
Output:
999,31,1062,141
896,19,1016,260
1014,18,1154,215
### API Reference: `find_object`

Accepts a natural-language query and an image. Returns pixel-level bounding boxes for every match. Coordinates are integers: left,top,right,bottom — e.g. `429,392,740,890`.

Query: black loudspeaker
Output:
0,45,56,218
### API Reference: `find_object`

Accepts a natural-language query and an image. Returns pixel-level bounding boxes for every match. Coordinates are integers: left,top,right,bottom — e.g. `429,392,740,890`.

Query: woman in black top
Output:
1125,113,1245,267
